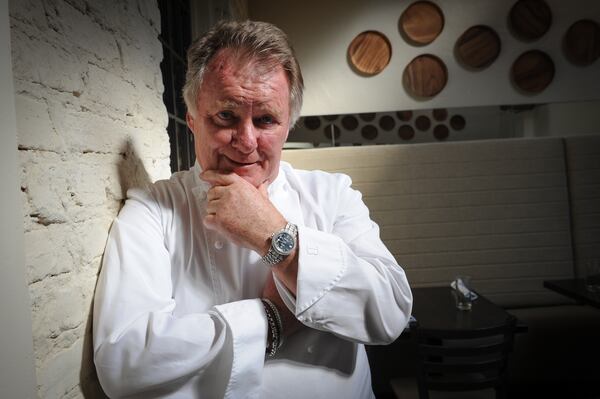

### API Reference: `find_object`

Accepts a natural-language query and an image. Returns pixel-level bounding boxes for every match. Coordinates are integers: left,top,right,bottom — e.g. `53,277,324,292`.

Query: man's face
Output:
186,49,291,188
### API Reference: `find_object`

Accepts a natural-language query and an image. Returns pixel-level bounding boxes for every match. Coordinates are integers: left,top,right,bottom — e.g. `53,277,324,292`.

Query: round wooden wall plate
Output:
455,25,501,69
348,31,392,76
403,54,448,98
511,50,555,94
509,0,552,41
564,19,600,66
399,1,444,46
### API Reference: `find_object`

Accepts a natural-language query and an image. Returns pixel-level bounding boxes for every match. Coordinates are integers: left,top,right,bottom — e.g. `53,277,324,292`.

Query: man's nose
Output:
231,119,258,153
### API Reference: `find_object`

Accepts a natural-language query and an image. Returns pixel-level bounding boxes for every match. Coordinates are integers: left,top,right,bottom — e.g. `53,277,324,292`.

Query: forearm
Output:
94,311,227,397
94,298,269,398
277,225,413,345
271,246,298,295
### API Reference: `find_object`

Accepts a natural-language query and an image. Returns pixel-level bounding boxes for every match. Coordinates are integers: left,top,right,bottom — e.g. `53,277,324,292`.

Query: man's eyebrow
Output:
215,99,242,109
215,99,283,115
251,99,286,115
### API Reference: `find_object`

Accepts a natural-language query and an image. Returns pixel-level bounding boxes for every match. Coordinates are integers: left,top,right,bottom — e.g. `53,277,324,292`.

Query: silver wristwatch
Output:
262,223,298,266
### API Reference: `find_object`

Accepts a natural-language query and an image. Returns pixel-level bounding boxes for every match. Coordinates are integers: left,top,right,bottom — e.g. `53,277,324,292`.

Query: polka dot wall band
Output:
293,108,466,145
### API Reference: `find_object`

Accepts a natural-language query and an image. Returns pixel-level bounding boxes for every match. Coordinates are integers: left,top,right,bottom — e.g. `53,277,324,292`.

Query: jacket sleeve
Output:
93,188,266,398
275,173,413,345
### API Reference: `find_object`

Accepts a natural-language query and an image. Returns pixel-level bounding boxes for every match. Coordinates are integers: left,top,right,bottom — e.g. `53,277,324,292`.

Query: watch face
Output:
273,231,295,255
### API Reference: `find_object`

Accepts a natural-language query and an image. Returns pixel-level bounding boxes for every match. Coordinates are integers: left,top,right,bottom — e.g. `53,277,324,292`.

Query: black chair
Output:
408,315,517,399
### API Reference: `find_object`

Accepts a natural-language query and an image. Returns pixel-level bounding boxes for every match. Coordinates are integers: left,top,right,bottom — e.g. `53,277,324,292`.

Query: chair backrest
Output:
411,315,517,399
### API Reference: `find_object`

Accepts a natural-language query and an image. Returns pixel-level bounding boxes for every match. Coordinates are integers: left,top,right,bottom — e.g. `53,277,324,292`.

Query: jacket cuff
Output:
214,299,266,399
294,225,347,321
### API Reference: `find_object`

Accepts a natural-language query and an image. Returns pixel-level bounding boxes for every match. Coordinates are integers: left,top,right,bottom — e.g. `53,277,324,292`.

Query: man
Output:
93,20,412,398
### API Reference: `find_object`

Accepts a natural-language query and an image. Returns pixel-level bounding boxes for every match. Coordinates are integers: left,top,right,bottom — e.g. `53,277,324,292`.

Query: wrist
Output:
256,218,287,256
261,222,298,266
261,298,283,357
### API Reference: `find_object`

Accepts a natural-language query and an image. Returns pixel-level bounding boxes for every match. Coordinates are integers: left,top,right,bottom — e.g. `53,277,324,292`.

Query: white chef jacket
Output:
93,161,412,399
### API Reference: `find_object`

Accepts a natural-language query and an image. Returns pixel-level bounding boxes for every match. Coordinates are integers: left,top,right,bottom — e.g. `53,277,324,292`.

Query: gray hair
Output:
183,20,304,126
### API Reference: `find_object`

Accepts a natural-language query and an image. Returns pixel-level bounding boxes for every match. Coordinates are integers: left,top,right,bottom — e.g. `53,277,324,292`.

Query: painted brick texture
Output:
10,0,172,397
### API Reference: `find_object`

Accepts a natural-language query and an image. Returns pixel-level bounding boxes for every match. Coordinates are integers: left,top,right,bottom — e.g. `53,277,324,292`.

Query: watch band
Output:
262,223,297,266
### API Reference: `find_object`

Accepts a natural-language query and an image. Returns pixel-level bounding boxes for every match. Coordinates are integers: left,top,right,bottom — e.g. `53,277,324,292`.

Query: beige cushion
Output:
283,138,574,307
564,135,600,278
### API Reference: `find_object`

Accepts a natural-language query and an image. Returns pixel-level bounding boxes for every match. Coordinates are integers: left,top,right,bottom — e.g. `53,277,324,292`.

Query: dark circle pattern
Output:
398,125,415,140
450,115,466,130
294,110,467,145
433,124,449,140
361,125,378,140
415,115,431,131
379,115,396,131
304,116,321,130
323,114,339,121
397,110,413,121
432,108,448,121
341,115,359,130
359,113,376,122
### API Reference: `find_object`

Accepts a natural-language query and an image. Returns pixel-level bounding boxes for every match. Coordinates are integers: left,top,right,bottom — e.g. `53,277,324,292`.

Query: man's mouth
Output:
222,156,258,169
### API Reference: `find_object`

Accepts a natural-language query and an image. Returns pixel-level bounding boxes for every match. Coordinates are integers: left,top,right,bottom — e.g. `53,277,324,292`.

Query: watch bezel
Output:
272,230,295,256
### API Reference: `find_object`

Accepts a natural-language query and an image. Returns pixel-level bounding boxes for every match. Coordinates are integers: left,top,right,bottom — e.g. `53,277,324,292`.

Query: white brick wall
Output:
10,0,172,397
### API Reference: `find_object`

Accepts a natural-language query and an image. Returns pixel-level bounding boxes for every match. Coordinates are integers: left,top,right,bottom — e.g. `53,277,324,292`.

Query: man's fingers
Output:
200,170,237,186
206,186,225,201
205,199,219,215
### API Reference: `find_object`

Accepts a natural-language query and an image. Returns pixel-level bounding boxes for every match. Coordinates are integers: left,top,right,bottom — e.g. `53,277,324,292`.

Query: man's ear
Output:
186,112,195,133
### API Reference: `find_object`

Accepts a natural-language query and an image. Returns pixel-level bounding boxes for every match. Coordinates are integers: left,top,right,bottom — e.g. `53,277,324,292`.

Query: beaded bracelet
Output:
261,298,283,357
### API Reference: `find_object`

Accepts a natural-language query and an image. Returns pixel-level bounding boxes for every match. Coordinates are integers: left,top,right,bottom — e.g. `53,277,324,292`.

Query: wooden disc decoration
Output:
403,54,448,98
348,31,392,76
455,25,501,69
564,19,600,66
509,0,552,41
511,50,555,93
400,1,444,46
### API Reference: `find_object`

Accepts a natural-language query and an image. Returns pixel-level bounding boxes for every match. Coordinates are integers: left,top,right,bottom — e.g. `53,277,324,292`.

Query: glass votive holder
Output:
453,275,474,311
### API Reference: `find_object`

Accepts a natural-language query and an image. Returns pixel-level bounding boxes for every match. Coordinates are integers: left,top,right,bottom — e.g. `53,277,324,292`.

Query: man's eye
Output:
255,115,274,126
217,111,234,121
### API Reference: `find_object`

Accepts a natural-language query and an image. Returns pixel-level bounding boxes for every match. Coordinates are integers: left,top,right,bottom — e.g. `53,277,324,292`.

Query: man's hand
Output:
201,170,286,255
